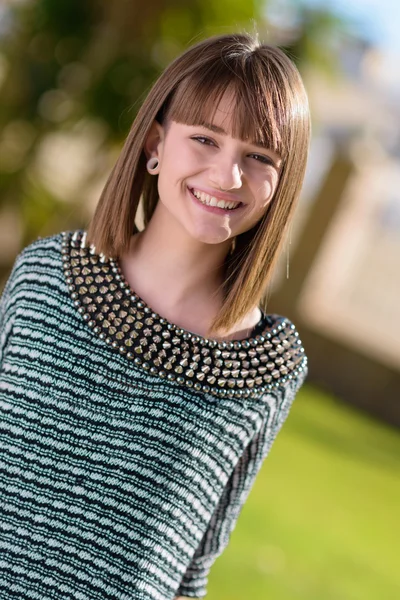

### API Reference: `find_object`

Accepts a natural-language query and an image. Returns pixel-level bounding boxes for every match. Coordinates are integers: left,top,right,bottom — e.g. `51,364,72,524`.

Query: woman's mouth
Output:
188,187,243,213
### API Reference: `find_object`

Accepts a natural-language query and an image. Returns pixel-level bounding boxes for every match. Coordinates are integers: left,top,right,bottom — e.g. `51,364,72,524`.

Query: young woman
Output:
0,33,310,600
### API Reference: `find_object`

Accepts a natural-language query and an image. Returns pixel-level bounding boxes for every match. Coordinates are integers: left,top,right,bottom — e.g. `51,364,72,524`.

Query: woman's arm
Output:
175,370,307,598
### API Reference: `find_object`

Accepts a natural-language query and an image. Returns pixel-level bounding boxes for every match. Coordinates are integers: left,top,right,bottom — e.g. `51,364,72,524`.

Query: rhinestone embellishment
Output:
62,230,307,399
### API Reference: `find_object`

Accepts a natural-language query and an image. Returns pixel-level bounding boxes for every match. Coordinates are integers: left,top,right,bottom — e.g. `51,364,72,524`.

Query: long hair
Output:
86,33,311,336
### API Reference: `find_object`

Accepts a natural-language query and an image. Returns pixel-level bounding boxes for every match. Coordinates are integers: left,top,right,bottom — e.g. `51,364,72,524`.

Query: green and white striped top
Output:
0,230,307,600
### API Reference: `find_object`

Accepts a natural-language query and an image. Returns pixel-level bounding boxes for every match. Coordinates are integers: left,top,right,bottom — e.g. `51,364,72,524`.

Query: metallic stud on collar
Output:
62,230,307,399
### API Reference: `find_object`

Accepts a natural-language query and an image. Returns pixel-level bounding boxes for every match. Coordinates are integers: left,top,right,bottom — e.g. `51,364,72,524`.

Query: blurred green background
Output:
0,0,343,262
207,384,400,599
0,1,399,599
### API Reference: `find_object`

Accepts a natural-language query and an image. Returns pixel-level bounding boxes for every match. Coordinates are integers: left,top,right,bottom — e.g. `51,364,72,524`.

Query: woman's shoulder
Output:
18,230,65,260
259,310,308,374
5,231,65,281
2,231,66,301
258,310,305,350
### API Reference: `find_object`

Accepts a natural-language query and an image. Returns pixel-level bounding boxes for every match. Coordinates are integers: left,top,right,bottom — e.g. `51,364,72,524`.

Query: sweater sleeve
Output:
176,369,307,598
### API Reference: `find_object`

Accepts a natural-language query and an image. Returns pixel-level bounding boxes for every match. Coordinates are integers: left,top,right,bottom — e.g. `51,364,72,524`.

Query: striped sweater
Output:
0,231,307,600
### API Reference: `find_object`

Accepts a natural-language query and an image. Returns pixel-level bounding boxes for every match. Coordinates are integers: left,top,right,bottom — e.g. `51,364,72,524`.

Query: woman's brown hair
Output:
86,32,311,337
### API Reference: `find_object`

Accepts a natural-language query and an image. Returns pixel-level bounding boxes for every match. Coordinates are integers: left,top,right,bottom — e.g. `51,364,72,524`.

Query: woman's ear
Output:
144,120,165,160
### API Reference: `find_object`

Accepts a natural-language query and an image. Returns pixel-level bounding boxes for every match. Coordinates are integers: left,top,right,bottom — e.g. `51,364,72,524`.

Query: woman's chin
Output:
184,222,233,245
189,231,232,246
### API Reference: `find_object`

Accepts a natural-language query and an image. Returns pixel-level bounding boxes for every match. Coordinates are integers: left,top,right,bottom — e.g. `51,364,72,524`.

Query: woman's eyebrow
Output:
199,122,280,162
201,122,226,135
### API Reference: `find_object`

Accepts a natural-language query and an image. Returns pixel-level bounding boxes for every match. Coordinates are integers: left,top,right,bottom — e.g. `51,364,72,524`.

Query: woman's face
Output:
146,93,282,245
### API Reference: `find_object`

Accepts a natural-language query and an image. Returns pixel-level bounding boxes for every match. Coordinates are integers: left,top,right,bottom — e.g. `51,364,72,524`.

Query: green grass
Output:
206,385,400,600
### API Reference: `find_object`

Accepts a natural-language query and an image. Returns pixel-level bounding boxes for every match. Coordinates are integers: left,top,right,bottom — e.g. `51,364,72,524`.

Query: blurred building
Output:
270,38,400,425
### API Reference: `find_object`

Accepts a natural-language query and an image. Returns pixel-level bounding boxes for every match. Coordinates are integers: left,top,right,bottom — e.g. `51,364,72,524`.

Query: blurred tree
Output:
0,0,350,284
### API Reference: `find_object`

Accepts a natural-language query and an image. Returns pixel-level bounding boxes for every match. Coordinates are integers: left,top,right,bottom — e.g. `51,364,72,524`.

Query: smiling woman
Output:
0,33,310,600
136,95,282,294
87,33,310,339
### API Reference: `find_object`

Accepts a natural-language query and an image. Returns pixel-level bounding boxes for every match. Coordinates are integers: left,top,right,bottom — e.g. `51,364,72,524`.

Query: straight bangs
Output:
163,52,295,161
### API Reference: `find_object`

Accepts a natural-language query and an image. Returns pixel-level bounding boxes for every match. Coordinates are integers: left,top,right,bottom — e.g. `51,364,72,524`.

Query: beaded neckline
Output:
61,230,307,399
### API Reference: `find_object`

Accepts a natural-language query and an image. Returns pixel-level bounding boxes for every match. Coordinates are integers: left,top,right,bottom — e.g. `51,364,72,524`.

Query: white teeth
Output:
191,188,240,210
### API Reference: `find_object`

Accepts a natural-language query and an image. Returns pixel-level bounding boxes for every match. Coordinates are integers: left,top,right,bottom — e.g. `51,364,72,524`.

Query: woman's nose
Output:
210,158,243,191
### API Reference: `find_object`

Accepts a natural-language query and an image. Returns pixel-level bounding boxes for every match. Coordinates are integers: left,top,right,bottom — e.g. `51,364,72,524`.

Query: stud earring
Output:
147,157,159,174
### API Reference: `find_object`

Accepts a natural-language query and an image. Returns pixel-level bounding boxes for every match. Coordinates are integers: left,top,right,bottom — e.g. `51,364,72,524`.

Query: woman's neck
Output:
118,204,261,340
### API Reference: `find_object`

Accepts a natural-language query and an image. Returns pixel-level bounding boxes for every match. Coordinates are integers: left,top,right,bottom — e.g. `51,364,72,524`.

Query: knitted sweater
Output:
0,230,307,600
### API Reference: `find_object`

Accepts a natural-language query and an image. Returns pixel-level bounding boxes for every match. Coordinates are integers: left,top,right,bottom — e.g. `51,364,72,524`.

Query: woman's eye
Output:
192,136,215,146
249,153,274,165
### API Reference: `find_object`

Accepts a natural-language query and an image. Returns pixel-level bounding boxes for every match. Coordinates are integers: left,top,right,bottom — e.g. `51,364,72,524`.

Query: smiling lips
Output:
189,187,243,211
